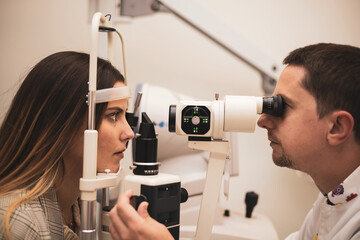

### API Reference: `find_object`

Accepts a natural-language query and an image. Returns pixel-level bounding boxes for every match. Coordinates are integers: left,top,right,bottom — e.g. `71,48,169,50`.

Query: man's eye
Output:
283,102,290,109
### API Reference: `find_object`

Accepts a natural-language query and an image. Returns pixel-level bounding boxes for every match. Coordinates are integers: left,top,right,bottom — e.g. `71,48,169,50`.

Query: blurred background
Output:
1,0,359,239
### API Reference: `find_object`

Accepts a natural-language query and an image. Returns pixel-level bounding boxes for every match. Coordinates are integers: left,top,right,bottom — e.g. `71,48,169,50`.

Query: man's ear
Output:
327,111,354,146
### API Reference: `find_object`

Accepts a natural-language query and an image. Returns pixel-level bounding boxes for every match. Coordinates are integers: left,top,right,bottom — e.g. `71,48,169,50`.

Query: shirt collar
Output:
326,166,360,206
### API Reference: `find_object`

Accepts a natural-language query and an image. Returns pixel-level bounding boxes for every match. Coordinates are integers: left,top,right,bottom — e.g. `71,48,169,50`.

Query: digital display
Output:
181,106,210,134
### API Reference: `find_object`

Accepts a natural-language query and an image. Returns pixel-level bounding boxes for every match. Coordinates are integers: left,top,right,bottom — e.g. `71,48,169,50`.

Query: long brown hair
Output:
0,51,124,238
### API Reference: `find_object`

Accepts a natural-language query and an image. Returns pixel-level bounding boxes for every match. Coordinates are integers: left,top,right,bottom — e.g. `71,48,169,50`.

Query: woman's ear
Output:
327,111,354,146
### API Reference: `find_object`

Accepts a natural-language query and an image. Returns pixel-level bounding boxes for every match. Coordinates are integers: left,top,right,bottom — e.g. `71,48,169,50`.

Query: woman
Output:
0,51,134,239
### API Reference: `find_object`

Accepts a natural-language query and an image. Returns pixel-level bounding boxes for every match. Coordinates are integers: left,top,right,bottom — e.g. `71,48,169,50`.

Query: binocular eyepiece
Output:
168,95,284,134
262,95,284,117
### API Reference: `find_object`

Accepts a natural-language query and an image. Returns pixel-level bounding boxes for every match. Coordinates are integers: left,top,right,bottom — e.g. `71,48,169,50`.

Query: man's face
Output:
257,65,329,173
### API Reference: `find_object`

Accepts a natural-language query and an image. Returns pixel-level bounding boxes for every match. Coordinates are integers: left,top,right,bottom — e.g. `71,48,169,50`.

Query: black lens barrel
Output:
262,95,284,117
168,105,176,132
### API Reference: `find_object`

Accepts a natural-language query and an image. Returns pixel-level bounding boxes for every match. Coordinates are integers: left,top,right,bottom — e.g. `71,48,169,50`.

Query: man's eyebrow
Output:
279,94,294,105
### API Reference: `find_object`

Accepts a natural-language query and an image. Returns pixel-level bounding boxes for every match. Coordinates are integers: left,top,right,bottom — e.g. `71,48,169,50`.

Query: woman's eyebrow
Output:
106,107,124,112
106,106,130,112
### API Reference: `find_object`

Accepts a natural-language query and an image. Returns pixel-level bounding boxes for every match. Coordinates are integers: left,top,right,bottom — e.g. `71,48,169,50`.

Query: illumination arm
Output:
119,0,283,93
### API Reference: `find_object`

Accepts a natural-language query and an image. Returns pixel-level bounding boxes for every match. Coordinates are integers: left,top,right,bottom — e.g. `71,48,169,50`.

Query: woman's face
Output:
97,81,135,173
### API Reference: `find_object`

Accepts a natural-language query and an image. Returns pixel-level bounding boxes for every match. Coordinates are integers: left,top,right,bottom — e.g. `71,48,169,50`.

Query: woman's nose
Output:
121,121,135,142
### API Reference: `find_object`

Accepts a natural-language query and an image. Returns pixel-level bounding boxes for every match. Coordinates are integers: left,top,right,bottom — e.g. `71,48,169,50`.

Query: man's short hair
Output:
283,43,360,142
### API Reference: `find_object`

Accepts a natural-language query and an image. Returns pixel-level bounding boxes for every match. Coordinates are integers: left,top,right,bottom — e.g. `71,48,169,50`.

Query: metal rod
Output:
80,200,97,240
88,91,96,130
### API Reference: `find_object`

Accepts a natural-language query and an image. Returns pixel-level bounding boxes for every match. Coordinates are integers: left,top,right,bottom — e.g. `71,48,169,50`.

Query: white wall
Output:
0,0,91,121
1,0,360,239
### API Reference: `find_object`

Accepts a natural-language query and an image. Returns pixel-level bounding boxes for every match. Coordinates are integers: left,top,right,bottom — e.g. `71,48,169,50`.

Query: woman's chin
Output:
97,165,120,174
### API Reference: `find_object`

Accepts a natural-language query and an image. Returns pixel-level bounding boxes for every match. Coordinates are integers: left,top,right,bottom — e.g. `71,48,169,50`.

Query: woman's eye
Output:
107,112,120,122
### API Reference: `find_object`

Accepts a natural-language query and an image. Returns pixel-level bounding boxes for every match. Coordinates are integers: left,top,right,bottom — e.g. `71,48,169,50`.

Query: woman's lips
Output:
114,151,124,159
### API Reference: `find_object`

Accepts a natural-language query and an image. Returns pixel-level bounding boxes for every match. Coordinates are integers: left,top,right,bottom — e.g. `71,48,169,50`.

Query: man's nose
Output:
257,113,275,130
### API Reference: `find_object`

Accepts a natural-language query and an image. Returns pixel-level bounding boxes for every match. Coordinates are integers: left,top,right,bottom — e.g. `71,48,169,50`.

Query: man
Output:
257,43,360,239
109,43,360,240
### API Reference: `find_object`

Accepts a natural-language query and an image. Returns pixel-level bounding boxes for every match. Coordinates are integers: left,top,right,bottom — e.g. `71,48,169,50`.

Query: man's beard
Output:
272,145,294,168
268,132,294,168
